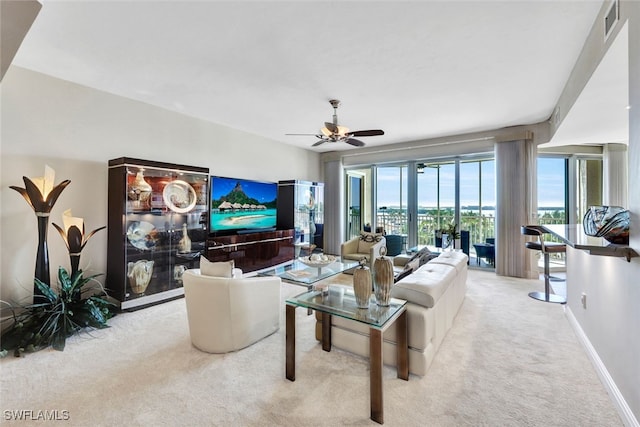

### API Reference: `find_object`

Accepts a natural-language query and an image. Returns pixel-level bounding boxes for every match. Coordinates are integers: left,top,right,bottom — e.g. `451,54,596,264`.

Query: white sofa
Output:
183,268,281,353
315,251,468,376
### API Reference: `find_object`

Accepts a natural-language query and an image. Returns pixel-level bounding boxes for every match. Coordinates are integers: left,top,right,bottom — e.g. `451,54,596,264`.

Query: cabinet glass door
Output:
123,166,208,302
294,182,323,247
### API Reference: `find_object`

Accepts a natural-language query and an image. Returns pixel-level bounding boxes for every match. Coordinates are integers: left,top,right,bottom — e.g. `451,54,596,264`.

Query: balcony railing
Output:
347,210,567,266
349,211,496,245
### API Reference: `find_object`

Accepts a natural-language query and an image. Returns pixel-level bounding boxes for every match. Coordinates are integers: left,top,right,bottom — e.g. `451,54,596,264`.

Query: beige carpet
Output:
0,269,621,426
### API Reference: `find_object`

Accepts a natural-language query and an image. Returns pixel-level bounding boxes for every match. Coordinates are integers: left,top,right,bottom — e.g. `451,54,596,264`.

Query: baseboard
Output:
565,307,639,427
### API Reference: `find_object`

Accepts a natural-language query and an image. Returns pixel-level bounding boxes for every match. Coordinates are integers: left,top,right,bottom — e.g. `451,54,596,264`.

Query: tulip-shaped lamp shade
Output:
9,166,70,301
53,209,106,288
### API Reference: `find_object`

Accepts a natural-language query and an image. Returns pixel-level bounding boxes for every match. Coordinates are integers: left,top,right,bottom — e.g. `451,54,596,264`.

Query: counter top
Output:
542,224,637,262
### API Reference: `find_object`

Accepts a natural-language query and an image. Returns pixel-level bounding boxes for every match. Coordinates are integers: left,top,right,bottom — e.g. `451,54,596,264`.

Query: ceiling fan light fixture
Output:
286,99,383,148
320,125,349,137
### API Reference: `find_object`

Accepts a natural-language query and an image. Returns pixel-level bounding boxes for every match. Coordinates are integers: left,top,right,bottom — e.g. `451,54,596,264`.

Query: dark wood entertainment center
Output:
107,156,320,309
206,229,295,273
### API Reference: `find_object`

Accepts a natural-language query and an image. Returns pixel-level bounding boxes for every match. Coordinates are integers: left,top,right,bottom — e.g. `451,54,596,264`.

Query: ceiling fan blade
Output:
285,133,320,136
312,139,327,147
324,122,339,133
349,129,385,137
345,138,365,147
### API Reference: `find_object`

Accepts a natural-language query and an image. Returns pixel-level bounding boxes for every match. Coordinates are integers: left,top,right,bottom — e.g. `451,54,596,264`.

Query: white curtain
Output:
323,160,344,256
603,143,628,207
495,137,538,278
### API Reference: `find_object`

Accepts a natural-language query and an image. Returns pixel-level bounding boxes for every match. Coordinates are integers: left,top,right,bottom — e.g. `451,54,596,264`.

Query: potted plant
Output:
445,221,461,249
0,267,116,357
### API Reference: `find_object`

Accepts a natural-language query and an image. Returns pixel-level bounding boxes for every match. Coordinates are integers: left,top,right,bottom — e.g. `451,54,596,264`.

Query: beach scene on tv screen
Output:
210,177,277,231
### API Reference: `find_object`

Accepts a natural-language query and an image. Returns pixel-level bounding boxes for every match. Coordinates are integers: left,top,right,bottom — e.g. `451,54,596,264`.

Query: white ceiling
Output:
544,22,629,147
10,0,625,152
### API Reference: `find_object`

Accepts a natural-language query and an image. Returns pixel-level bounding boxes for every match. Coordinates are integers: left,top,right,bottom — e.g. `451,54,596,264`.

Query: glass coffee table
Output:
285,287,408,424
259,257,359,288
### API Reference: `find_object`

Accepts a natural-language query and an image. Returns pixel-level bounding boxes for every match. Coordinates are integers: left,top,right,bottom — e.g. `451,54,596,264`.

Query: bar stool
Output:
521,225,566,304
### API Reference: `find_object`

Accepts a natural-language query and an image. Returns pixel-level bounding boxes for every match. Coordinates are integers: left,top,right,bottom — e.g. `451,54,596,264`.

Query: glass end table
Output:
259,257,359,287
285,286,408,424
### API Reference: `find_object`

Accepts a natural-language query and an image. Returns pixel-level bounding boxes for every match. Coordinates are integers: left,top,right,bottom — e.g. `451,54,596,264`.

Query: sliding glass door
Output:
459,159,495,247
415,159,495,249
416,161,456,246
376,165,408,236
346,169,369,240
345,156,496,264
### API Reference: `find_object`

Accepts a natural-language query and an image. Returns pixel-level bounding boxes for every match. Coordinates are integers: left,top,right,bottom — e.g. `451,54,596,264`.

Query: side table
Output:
286,287,408,424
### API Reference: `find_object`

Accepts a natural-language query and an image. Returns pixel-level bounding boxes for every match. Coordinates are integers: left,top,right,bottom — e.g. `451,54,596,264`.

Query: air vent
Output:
604,0,619,40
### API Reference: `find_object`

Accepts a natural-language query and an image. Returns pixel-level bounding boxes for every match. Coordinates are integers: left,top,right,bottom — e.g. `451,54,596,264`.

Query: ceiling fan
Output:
286,99,384,147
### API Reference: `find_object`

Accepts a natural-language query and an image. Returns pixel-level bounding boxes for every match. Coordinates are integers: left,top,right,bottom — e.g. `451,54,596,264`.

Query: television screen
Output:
209,176,278,233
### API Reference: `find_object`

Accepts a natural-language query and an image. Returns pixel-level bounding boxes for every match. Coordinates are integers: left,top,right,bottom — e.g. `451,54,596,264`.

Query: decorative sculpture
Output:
353,258,372,309
52,209,106,299
10,166,70,301
583,205,630,244
127,260,154,295
373,246,394,306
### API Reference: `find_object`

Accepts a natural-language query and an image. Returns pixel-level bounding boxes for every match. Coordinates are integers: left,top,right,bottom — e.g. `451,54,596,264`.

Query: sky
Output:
375,158,566,209
211,176,277,202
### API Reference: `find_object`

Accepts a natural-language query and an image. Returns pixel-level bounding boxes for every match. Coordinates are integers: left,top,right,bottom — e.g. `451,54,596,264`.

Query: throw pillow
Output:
421,252,439,266
394,267,413,283
407,246,430,263
405,258,419,272
200,256,235,278
407,246,438,267
357,232,383,253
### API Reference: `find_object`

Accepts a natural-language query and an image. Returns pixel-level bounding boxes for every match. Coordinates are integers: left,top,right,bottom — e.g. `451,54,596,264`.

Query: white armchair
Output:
182,269,281,353
341,232,386,267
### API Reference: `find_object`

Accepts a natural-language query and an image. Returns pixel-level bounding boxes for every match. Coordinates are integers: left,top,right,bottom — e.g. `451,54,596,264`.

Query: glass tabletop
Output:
259,258,359,286
286,286,407,329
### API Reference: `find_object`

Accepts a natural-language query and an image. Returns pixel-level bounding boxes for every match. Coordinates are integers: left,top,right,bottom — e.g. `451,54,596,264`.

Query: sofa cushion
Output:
428,251,468,273
357,231,383,253
391,263,456,308
343,253,368,263
200,257,234,278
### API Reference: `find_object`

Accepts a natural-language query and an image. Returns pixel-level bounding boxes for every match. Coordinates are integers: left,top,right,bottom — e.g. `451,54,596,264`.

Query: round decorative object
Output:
162,180,197,213
353,263,372,309
583,205,630,244
126,221,157,250
297,254,336,268
373,246,394,306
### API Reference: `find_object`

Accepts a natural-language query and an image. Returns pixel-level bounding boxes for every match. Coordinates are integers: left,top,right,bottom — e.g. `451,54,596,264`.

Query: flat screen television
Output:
209,176,278,234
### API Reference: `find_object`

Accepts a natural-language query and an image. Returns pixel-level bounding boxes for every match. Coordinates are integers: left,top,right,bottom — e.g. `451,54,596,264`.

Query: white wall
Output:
0,66,321,305
565,247,640,423
556,1,640,423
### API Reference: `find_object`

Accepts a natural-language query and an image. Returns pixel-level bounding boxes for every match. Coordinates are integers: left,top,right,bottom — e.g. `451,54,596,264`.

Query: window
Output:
346,156,495,267
537,157,567,224
376,165,408,235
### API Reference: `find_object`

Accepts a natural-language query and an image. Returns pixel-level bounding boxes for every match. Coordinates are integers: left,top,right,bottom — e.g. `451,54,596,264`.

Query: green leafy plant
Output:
445,221,460,240
1,267,116,357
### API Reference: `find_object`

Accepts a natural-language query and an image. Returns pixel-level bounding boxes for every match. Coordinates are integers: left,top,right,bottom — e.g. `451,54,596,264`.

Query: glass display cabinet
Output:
107,157,209,310
277,180,324,250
